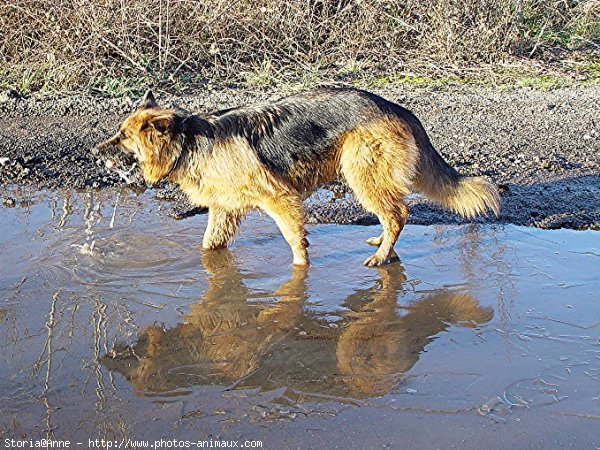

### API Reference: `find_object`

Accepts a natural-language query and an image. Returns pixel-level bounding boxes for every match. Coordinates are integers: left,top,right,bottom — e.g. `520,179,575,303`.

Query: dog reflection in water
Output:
103,251,493,399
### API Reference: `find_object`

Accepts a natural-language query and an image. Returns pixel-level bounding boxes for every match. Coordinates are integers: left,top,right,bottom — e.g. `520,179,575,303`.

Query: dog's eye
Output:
119,131,126,140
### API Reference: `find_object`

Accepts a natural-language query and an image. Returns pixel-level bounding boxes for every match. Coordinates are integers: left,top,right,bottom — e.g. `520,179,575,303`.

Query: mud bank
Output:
0,85,598,229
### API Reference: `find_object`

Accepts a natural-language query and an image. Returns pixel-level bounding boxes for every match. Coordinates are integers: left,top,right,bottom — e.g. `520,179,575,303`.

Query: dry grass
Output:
1,0,599,95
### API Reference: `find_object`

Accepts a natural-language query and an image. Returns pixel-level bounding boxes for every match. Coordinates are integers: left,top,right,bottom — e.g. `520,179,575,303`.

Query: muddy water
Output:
1,187,599,449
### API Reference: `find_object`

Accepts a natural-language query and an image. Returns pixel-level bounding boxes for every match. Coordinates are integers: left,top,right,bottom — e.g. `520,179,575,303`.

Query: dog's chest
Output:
180,180,254,210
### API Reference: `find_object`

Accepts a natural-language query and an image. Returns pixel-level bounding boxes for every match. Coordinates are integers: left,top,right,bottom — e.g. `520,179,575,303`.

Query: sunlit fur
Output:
94,87,501,267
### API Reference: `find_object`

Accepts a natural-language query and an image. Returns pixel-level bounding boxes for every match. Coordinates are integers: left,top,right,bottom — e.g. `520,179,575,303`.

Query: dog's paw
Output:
365,236,383,247
293,258,310,267
363,253,388,267
292,252,310,266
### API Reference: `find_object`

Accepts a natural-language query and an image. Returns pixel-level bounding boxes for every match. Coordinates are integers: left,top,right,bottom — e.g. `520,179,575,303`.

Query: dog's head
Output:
92,90,187,184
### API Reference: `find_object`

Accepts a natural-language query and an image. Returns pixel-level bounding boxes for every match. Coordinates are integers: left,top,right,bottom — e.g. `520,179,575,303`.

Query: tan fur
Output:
337,118,418,265
95,95,500,267
177,136,283,209
411,129,501,220
422,176,501,219
286,153,341,198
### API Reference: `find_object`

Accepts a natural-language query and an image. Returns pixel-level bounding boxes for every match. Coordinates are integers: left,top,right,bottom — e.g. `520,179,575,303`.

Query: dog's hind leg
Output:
361,204,408,266
202,207,245,249
259,195,309,266
349,184,410,266
340,122,415,266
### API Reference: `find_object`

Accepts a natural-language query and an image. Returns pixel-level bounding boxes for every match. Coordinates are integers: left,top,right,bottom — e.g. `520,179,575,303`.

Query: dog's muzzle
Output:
91,141,112,157
92,133,120,157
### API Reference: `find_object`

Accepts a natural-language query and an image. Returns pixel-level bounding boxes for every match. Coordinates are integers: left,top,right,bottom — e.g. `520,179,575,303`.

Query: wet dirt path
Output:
0,187,599,449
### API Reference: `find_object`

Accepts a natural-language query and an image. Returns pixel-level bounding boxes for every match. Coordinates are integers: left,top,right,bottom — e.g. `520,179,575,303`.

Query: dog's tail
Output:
409,119,500,219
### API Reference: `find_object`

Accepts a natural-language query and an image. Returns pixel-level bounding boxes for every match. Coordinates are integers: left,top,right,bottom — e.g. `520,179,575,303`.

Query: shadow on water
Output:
102,249,493,400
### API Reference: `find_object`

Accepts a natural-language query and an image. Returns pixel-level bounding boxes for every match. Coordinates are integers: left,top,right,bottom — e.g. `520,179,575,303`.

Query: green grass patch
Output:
0,64,82,94
517,74,564,90
359,73,463,88
90,76,149,97
575,59,600,81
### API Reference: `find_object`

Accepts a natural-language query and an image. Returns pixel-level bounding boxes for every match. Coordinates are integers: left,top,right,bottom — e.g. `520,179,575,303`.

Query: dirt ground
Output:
0,84,598,229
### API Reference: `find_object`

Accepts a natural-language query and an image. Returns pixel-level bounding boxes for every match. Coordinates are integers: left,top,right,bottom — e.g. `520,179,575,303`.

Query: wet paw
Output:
293,258,310,267
365,236,383,247
292,248,310,266
363,253,388,267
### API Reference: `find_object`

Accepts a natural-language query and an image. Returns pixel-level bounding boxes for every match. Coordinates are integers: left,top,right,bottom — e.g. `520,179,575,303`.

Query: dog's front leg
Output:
202,207,245,249
260,196,309,266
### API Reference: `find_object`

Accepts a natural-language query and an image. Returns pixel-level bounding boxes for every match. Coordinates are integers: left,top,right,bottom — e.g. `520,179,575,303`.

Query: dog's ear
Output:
140,89,158,109
144,114,174,136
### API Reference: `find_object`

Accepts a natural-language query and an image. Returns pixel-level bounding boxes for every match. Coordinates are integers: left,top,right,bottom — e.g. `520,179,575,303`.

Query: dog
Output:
93,87,500,266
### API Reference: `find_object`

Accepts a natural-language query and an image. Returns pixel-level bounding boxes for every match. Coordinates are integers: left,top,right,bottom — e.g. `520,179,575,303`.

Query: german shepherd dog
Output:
93,87,500,267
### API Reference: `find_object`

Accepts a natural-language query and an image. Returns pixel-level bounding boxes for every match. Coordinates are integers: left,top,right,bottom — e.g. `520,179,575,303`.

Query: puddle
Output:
1,187,599,448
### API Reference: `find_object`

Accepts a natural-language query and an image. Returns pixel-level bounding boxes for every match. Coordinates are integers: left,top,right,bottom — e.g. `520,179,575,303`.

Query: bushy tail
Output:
429,175,501,219
409,119,500,219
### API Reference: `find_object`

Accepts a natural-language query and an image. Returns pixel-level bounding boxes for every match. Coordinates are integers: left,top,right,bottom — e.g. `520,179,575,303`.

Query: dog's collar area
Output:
158,116,196,182
159,125,192,183
161,147,184,182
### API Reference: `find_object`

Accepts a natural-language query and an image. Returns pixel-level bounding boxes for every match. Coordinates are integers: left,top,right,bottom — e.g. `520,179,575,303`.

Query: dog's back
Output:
206,87,498,218
206,88,415,192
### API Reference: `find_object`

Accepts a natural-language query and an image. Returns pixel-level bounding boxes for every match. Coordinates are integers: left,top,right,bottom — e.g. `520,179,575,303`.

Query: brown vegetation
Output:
1,0,599,94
